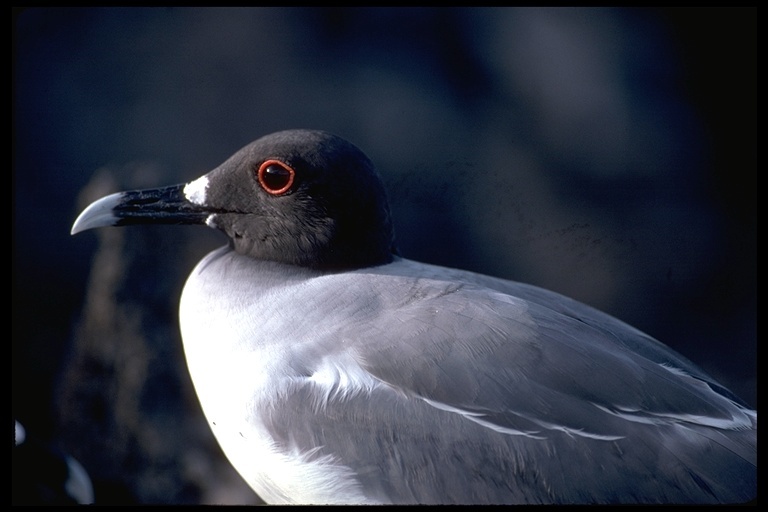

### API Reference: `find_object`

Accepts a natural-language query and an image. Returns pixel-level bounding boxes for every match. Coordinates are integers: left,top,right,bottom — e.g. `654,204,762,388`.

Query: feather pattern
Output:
179,248,756,504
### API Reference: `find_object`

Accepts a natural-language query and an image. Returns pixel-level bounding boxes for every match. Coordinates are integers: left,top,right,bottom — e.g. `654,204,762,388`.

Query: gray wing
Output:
263,271,756,504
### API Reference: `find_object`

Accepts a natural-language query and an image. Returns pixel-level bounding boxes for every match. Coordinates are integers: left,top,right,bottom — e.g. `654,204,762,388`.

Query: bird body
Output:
72,130,756,504
179,246,755,504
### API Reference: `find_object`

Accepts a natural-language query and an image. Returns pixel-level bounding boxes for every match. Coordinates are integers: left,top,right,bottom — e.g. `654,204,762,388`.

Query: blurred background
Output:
13,7,755,505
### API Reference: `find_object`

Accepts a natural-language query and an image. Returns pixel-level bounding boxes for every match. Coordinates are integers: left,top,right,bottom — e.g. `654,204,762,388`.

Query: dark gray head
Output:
72,130,398,269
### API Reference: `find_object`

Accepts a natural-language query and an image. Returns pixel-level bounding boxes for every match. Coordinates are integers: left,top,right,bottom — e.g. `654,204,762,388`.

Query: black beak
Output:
71,183,210,235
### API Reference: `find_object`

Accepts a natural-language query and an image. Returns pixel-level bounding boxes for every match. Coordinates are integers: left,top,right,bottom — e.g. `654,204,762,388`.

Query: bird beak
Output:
71,183,210,235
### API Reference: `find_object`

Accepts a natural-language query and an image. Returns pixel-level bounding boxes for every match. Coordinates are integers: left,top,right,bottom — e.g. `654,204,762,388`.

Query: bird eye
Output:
257,160,295,195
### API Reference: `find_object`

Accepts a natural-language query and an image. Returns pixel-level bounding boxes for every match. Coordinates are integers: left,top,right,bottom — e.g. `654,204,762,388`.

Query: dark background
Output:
13,7,756,505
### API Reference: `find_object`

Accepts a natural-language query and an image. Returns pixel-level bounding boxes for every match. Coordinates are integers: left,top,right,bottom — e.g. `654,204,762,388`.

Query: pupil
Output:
264,165,290,190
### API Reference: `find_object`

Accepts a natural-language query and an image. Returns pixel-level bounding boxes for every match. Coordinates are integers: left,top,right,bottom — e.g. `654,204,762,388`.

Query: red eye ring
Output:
257,159,296,196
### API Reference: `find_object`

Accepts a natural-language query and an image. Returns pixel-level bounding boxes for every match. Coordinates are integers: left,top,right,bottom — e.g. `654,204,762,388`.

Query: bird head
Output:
72,130,398,269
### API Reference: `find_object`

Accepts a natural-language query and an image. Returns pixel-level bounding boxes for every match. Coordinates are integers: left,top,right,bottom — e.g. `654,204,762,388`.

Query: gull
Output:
71,129,756,504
